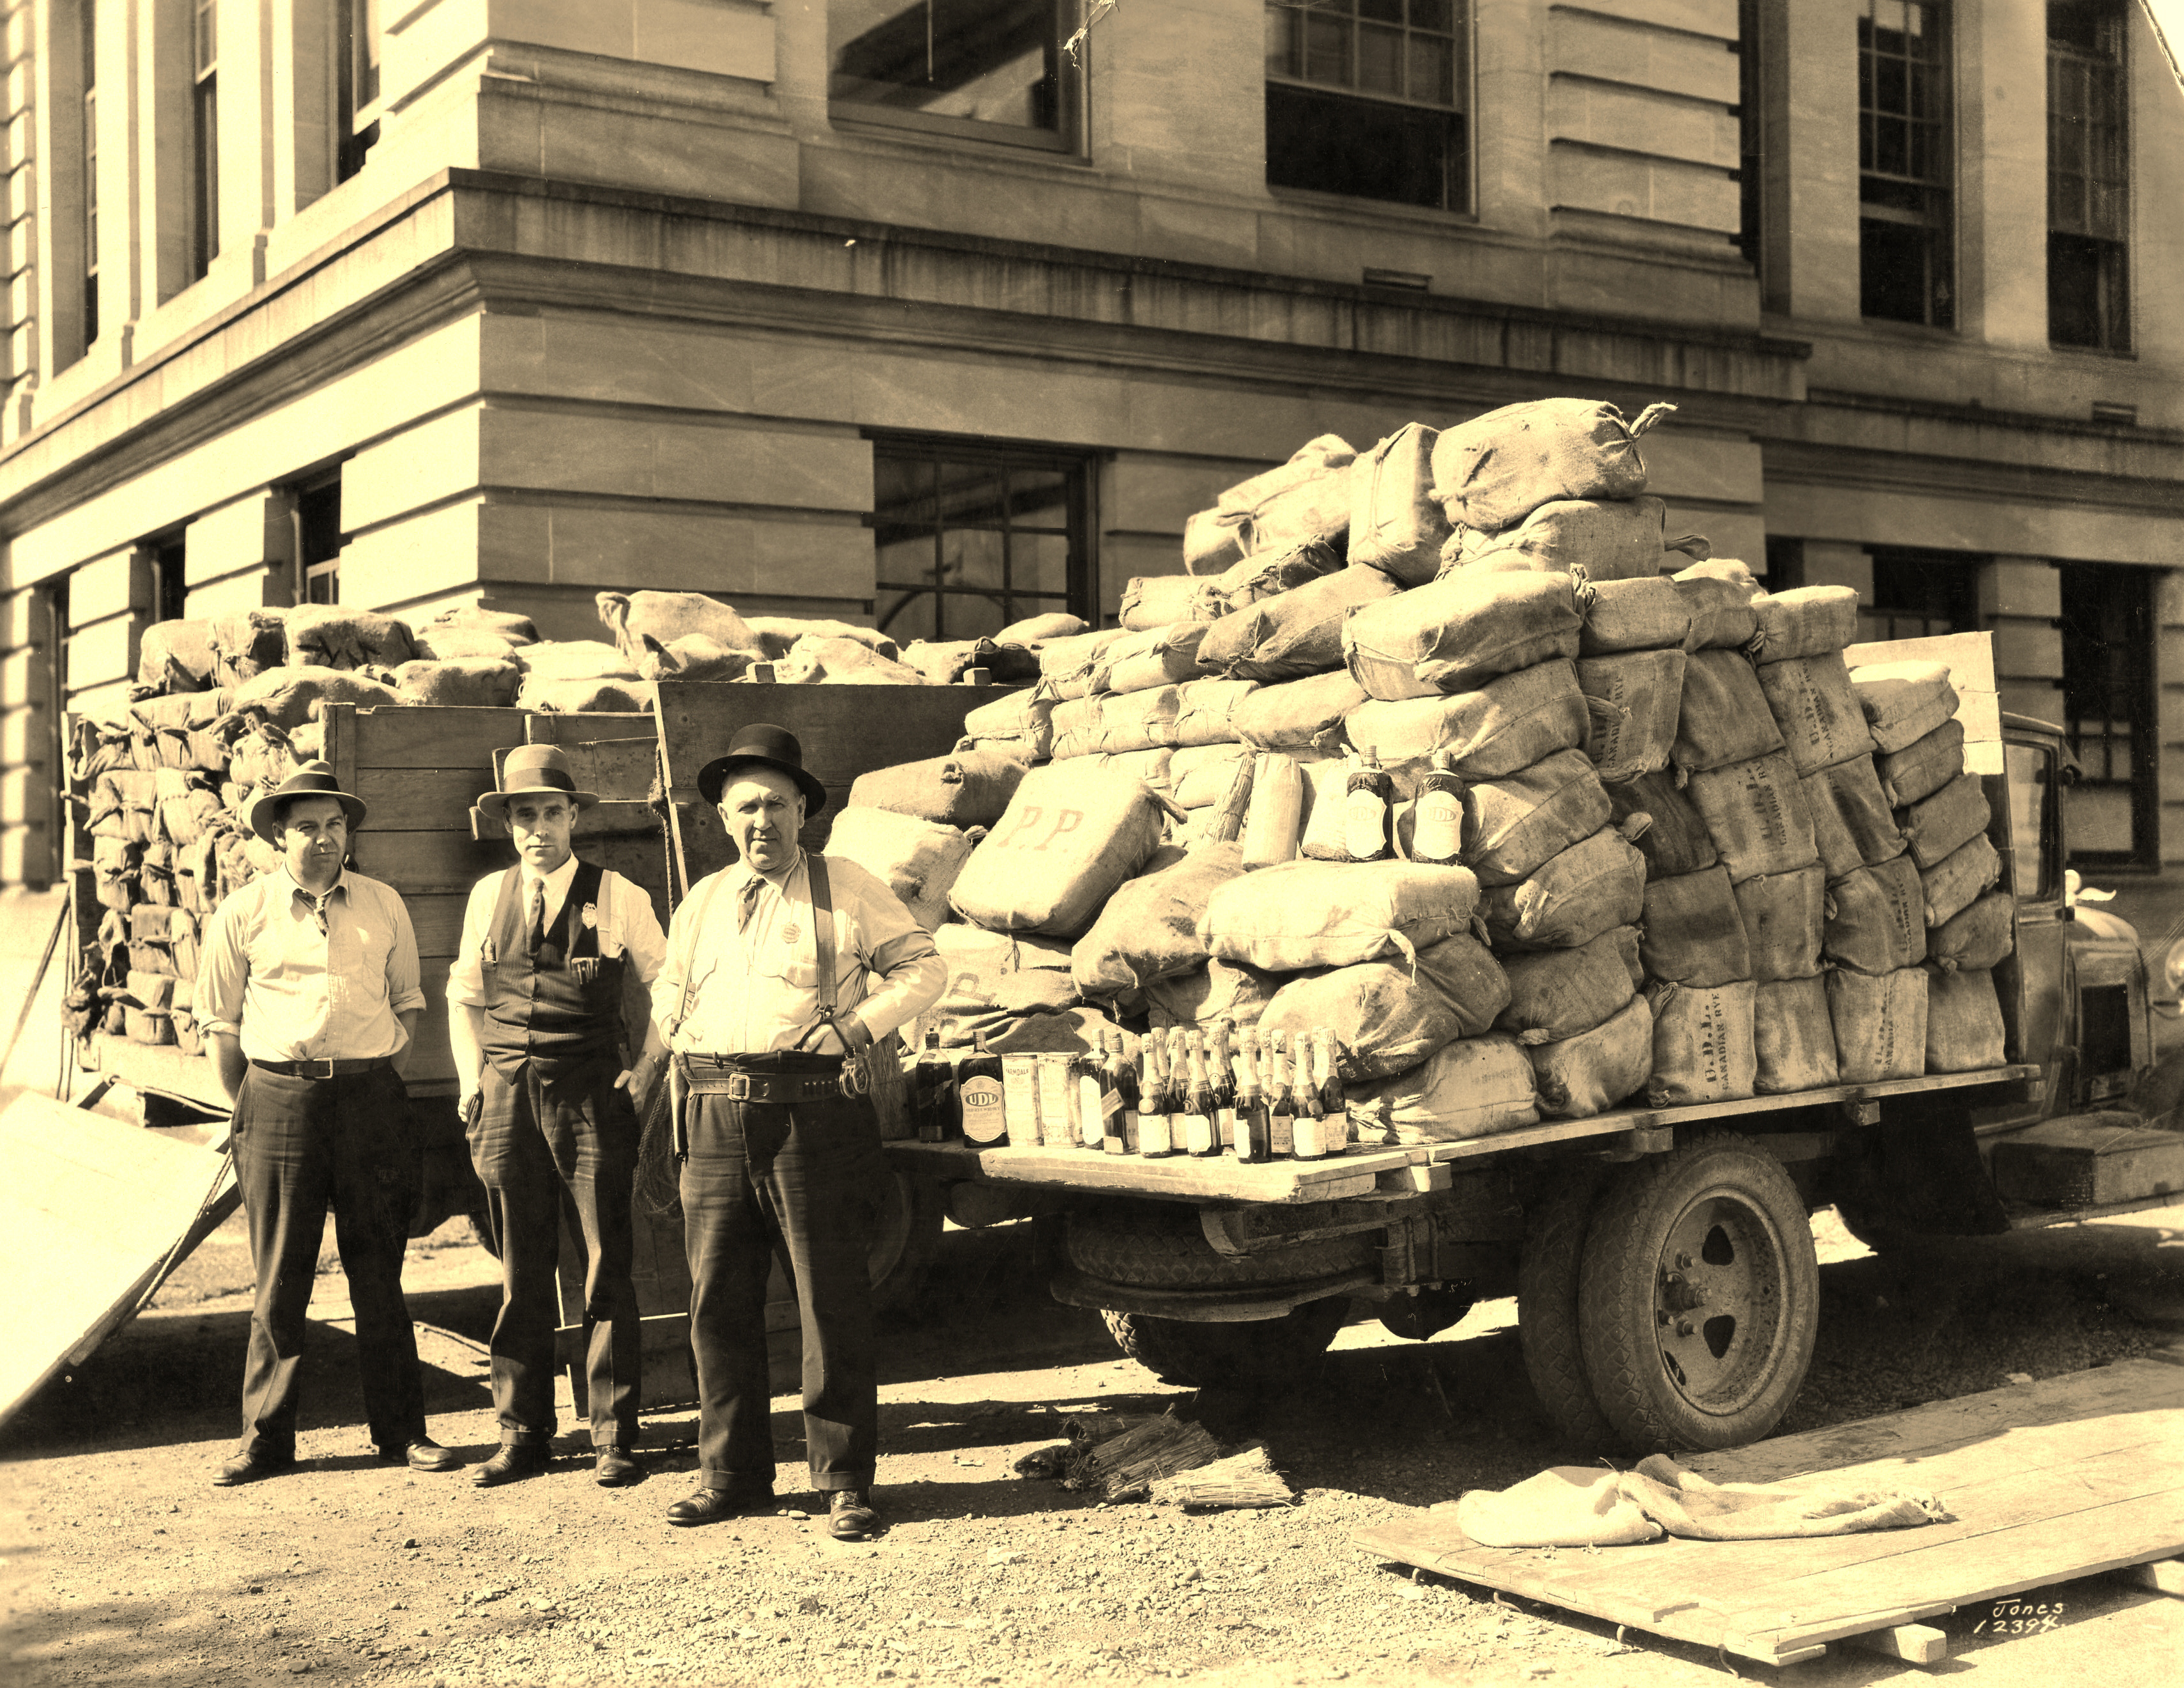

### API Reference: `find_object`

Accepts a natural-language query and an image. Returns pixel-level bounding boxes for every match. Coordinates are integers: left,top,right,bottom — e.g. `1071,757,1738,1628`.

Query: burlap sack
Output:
849,750,1027,830
633,633,761,683
1229,671,1364,755
1348,423,1451,586
1038,628,1132,695
1454,495,1668,584
962,688,1056,760
755,617,903,663
229,667,403,731
1429,399,1672,532
1095,624,1214,695
1474,825,1647,952
1753,976,1839,1094
921,923,1080,1046
1581,576,1692,656
1261,933,1509,1082
1119,575,1222,631
1824,855,1927,974
899,639,1029,686
1211,539,1343,611
1144,958,1283,1030
994,611,1088,645
773,636,925,685
1829,967,1927,1083
1686,753,1819,883
1578,649,1686,783
1050,688,1180,759
948,763,1168,938
1070,844,1243,998
822,808,980,932
518,678,650,713
1171,744,1254,809
1675,650,1784,775
593,591,761,660
138,619,219,693
1752,586,1860,663
1898,771,1990,870
511,640,642,682
394,658,522,708
1343,569,1588,701
1673,566,1762,651
1647,979,1758,1106
1296,757,1354,862
209,608,290,685
1851,662,1959,754
1920,833,2003,927
1086,748,1175,790
130,690,231,773
1497,925,1643,1045
284,605,415,670
1757,651,1874,776
1346,660,1589,780
1241,753,1305,869
413,605,538,655
1640,866,1750,987
1200,859,1481,972
1929,890,2013,973
1462,748,1611,887
1876,720,1967,809
1732,865,1826,982
1215,458,1353,560
1925,966,2008,1072
1173,678,1261,747
1184,507,1246,575
155,773,224,849
1348,1036,1540,1144
1197,564,1404,682
1610,770,1717,880
1528,994,1654,1118
1801,756,1905,878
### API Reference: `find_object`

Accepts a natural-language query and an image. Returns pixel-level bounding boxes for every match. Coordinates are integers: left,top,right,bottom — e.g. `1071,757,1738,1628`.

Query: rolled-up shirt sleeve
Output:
650,872,713,1041
613,871,669,989
443,876,499,1010
840,862,945,1044
385,895,426,1019
195,892,251,1041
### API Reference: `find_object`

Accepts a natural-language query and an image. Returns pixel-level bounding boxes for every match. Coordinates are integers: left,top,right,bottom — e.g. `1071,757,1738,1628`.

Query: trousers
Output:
679,1057,885,1492
469,1059,643,1448
233,1063,425,1458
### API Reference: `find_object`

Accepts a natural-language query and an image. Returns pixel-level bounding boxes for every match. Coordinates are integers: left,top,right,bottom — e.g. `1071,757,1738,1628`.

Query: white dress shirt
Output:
445,856,668,1009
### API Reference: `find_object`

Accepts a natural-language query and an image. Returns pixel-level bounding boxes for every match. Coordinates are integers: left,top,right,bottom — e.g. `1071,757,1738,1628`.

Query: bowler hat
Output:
697,723,827,816
248,761,369,845
477,744,600,819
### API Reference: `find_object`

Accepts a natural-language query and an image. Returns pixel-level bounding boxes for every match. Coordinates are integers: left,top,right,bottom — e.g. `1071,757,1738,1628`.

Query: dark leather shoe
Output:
666,1482,774,1526
381,1438,462,1473
470,1443,552,1487
827,1487,879,1541
213,1450,293,1487
594,1446,643,1487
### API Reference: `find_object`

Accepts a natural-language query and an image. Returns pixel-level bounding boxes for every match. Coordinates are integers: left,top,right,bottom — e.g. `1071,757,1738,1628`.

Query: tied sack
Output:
1462,748,1611,887
1261,933,1510,1083
1610,770,1717,879
1348,423,1451,587
511,639,642,683
1673,564,1763,651
1926,966,2008,1072
1829,967,1928,1083
849,750,1026,830
1347,660,1588,780
749,617,902,663
1050,688,1180,759
923,924,1079,1045
822,808,980,933
1240,753,1306,869
962,688,1055,761
1581,576,1691,656
1173,677,1260,748
1577,649,1686,783
1171,743,1253,809
1803,757,1905,878
1475,824,1647,952
394,658,521,708
948,763,1168,939
1196,564,1403,683
1200,859,1481,973
1344,569,1588,702
1145,957,1282,1030
1185,507,1247,575
1119,575,1221,631
1852,662,1960,754
1453,495,1670,585
1429,399,1673,533
1877,720,1966,809
1087,747,1175,789
209,608,290,685
1752,586,1861,663
1096,624,1213,695
519,679,649,713
1930,890,2013,973
1648,979,1758,1107
1528,993,1654,1119
1297,757,1357,862
773,635,925,686
994,610,1088,646
1922,835,2001,927
1211,539,1343,612
284,605,415,670
1757,651,1874,776
155,770,223,849
1675,650,1784,775
1898,771,1990,870
1214,454,1353,562
1070,843,1244,998
1824,855,1928,973
1732,865,1827,982
596,590,762,657
138,619,218,693
1231,671,1364,756
633,634,758,683
90,771,163,844
1642,865,1751,987
1349,1036,1539,1145
1038,627,1133,697
1498,925,1643,1044
1686,752,1819,883
1754,976,1840,1094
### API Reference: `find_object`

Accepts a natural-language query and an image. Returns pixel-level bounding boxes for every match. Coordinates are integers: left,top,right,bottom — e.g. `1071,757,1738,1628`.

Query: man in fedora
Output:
447,744,666,1487
196,761,458,1485
633,724,942,1538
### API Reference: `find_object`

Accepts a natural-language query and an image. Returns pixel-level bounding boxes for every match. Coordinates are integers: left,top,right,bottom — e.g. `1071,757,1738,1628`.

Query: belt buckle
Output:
305,1057,337,1080
725,1072,753,1103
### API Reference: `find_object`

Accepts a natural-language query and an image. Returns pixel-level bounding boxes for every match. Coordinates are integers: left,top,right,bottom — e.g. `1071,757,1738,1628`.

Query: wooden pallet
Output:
1355,1351,2184,1667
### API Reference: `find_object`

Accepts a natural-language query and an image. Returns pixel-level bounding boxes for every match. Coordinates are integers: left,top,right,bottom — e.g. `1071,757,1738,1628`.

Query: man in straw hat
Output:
633,724,942,1537
447,744,666,1488
196,761,458,1485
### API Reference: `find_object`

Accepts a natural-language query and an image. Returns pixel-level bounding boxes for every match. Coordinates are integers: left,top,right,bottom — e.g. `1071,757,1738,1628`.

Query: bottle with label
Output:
1137,1033,1176,1159
1265,1030,1296,1156
913,1029,954,1143
1102,1028,1135,1156
1178,1028,1219,1159
1411,750,1465,866
1075,1042,1107,1152
1290,1030,1330,1162
1343,753,1395,863
1233,1028,1268,1164
957,1032,1006,1147
1207,1018,1239,1151
1313,1026,1348,1148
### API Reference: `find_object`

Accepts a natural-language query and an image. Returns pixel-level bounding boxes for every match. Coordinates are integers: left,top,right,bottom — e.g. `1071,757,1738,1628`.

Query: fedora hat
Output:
247,761,368,845
477,744,600,820
697,723,827,816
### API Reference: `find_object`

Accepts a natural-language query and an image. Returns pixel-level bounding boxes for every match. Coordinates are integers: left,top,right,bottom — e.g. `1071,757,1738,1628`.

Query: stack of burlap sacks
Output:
836,399,2013,1147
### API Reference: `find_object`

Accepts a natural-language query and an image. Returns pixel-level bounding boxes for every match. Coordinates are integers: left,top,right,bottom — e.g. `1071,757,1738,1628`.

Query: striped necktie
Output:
527,879,546,957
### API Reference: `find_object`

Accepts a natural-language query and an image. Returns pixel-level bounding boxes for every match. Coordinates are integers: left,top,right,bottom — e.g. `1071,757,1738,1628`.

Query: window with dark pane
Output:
337,0,381,183
1857,0,1953,327
829,1,1073,148
2058,562,2153,866
2047,1,2129,352
869,439,1093,643
1265,1,1467,213
1861,546,1975,644
296,475,344,606
191,0,220,280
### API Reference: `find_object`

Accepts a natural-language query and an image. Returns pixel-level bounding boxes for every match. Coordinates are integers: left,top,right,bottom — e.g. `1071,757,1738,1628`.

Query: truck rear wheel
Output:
1515,1168,1619,1449
1578,1133,1819,1452
1101,1296,1351,1390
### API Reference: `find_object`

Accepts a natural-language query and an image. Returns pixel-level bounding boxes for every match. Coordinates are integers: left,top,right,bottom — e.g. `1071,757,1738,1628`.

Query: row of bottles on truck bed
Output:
909,1023,1348,1163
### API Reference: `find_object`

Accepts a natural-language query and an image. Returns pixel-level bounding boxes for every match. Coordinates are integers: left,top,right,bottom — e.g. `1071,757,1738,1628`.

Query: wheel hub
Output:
1650,1188,1792,1418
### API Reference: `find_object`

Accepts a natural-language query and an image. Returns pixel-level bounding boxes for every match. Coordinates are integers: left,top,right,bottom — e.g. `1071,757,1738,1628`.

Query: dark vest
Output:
481,860,626,1083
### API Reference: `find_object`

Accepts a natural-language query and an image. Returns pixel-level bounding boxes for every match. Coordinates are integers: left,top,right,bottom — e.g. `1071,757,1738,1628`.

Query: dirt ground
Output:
3,1200,2181,1688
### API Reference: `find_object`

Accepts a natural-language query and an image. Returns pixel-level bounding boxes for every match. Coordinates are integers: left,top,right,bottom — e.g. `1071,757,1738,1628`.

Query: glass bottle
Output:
1412,750,1464,866
1103,1028,1136,1156
1266,1030,1296,1157
1291,1029,1330,1162
1233,1028,1268,1165
1075,1040,1107,1151
1313,1026,1348,1148
1207,1018,1238,1152
1343,752,1395,863
1137,1033,1175,1159
915,1029,954,1143
957,1031,1006,1147
1178,1028,1218,1159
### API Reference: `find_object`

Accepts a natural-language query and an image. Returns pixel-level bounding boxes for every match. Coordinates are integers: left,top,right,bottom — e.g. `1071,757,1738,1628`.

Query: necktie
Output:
309,892,332,938
738,875,764,933
527,879,546,957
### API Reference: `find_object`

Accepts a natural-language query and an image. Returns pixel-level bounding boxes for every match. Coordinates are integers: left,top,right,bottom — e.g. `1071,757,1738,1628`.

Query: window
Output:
337,0,381,183
81,4,98,348
2048,1,2129,351
2004,738,2057,901
1858,1,1952,327
1265,1,1466,212
829,1,1075,150
868,438,1093,642
1861,547,1976,643
296,476,343,605
191,0,219,278
151,539,188,623
2057,562,2153,865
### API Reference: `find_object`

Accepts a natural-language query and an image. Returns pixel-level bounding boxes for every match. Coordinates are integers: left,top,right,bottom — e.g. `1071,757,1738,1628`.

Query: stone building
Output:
0,1,2178,947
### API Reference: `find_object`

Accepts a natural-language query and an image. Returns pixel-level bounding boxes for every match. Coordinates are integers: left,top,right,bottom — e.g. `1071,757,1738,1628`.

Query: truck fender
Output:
1830,1109,2010,1239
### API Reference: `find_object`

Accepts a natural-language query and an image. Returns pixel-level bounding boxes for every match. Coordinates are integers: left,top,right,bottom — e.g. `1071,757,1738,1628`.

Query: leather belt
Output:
250,1056,394,1079
681,1055,842,1106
